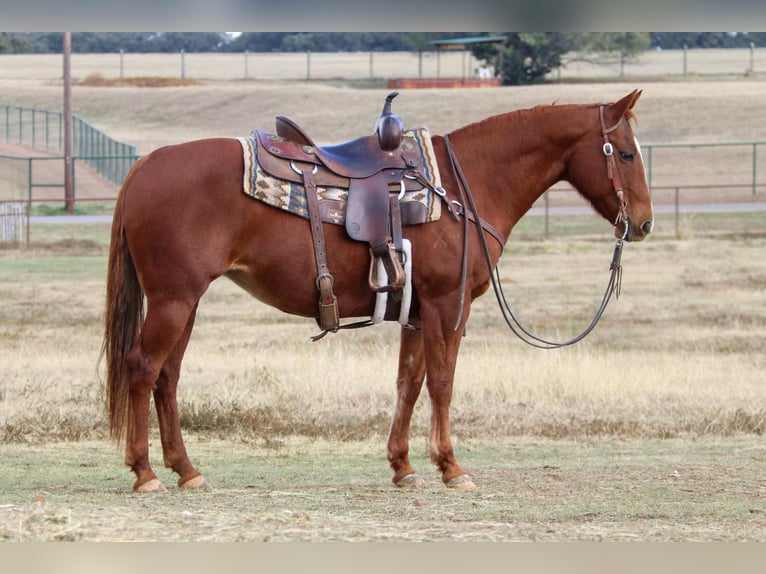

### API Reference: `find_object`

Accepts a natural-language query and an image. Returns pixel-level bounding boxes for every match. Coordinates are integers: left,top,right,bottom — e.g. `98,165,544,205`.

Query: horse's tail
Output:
101,157,149,442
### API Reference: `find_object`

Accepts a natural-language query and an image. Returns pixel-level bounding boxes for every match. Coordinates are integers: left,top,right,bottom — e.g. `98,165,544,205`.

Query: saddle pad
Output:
237,126,442,226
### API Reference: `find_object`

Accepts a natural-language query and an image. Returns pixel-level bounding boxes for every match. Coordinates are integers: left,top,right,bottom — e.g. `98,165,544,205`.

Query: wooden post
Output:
63,32,74,214
369,51,374,78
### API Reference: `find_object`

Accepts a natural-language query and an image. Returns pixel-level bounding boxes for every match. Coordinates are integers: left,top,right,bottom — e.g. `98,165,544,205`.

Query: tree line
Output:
2,32,764,85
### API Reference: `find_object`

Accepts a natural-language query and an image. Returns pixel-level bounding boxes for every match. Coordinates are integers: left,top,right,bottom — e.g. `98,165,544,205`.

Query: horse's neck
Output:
443,106,589,236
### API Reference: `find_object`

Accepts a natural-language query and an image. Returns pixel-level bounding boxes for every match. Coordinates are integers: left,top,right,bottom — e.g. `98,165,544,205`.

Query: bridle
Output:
440,104,630,349
600,104,630,240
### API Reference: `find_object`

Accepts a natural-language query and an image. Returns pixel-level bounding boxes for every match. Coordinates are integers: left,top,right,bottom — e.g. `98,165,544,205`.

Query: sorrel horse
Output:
102,90,653,492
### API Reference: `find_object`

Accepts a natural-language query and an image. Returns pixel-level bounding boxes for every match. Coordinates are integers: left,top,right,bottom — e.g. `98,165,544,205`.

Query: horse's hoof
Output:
395,473,425,488
134,478,168,493
180,475,213,491
445,474,476,490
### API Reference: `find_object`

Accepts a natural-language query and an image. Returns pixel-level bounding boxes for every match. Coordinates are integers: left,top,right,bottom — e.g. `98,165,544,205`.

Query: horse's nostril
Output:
641,220,654,236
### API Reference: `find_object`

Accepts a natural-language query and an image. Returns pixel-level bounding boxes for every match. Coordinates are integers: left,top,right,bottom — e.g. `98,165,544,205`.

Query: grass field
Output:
0,216,765,540
0,65,765,541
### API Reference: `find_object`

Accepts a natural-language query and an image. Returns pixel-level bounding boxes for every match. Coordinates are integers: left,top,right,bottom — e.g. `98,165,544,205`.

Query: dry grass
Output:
2,64,766,155
554,48,766,80
0,222,764,445
0,51,477,83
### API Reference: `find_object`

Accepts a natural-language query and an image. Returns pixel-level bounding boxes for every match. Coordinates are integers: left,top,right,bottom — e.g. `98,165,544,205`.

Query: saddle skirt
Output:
237,126,442,227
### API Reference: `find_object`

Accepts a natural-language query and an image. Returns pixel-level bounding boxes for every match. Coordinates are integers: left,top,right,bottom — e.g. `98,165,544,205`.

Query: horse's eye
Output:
619,151,634,162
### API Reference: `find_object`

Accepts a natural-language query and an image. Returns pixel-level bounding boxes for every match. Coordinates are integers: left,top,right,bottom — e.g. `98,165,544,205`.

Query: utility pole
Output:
63,32,74,213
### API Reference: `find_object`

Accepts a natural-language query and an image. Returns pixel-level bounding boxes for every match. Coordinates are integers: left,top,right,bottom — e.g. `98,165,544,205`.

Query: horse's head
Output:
566,89,654,242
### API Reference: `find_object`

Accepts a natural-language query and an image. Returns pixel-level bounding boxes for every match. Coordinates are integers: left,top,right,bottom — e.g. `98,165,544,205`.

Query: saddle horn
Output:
375,91,404,151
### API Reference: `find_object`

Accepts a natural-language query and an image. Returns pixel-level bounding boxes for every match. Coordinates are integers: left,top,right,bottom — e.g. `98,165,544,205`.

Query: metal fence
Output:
1,48,763,84
643,141,765,194
0,153,138,205
2,104,139,185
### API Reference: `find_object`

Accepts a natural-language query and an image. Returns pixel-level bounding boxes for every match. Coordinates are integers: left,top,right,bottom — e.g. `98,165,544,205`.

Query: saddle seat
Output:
273,115,418,179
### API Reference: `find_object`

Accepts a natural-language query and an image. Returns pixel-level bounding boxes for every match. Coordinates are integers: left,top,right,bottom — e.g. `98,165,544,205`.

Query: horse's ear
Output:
607,89,642,122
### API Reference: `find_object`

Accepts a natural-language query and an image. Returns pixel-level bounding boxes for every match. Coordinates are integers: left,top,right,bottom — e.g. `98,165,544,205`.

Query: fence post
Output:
120,49,124,78
683,45,688,75
28,157,33,204
244,50,249,79
749,42,755,73
369,51,374,78
753,143,758,195
646,145,653,187
674,187,680,239
306,50,311,80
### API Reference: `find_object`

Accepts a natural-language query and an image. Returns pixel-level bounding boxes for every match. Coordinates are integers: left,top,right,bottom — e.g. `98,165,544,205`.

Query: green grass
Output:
1,437,765,541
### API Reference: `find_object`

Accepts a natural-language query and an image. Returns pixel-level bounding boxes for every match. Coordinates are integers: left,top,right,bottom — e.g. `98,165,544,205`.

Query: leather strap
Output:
303,168,339,331
407,170,506,248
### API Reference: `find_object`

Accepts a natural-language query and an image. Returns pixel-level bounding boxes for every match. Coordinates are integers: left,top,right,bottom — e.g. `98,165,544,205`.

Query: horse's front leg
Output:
421,301,476,490
387,326,427,487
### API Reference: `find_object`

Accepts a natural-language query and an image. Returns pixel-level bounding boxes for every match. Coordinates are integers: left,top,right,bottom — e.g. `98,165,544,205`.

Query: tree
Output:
0,32,28,53
472,33,571,85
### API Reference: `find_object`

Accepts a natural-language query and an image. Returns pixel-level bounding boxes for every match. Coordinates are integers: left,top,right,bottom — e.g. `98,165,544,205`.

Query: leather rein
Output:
440,104,627,348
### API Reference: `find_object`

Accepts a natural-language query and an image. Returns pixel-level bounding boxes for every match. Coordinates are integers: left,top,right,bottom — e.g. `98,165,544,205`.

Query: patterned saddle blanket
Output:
237,126,442,227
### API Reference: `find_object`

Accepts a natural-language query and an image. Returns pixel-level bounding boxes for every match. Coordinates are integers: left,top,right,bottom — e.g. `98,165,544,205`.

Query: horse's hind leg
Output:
387,327,427,487
153,303,211,490
125,299,198,492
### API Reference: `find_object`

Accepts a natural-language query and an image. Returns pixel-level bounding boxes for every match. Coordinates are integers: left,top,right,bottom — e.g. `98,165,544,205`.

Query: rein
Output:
441,106,627,348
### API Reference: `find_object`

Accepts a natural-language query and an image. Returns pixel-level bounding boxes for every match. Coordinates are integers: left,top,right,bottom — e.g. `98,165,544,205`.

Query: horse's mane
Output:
451,100,636,138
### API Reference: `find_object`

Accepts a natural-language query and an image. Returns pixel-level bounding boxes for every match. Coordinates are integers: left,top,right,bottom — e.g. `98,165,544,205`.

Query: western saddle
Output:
254,92,429,334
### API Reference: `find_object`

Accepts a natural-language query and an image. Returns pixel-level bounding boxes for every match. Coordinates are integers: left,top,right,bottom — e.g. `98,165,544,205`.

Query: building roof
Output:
429,36,508,49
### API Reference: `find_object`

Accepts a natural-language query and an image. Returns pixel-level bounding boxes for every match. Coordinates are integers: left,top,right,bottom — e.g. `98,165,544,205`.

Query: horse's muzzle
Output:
618,218,654,242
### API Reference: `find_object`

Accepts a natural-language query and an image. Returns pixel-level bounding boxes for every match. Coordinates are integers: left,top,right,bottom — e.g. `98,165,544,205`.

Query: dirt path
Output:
0,143,119,201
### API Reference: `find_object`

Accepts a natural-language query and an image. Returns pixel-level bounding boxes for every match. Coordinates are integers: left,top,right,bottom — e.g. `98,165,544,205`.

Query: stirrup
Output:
316,273,340,331
368,243,404,293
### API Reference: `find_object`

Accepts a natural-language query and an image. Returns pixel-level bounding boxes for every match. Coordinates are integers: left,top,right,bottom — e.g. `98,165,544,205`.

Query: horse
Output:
102,89,653,492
